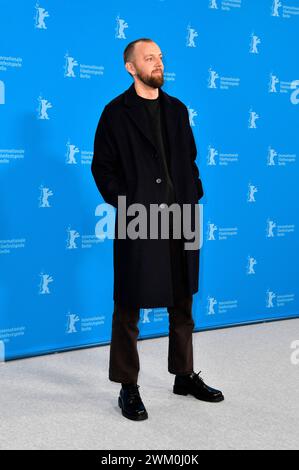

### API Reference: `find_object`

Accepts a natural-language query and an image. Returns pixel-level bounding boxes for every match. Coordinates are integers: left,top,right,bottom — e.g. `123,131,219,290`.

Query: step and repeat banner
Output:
0,0,298,360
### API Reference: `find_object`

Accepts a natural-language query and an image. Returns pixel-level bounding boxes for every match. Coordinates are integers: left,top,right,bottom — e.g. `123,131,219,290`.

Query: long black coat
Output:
91,82,204,308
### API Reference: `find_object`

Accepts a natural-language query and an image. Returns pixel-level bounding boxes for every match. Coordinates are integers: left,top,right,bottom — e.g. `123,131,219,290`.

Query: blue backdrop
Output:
0,0,298,361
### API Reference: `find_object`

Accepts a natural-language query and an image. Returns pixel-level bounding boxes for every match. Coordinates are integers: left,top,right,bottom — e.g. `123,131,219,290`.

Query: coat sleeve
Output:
183,105,204,201
91,105,126,208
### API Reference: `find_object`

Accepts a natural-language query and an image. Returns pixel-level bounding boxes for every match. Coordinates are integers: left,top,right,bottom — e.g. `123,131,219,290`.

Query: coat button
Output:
156,178,162,184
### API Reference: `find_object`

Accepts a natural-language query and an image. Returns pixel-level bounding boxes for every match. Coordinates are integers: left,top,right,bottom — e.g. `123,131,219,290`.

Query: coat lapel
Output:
123,82,179,156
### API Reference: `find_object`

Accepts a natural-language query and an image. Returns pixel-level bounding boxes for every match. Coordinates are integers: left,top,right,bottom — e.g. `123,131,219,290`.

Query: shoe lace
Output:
192,370,204,384
126,385,141,404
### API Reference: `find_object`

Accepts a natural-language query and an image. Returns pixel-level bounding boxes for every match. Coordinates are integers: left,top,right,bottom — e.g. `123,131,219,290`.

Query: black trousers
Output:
109,206,195,384
108,294,195,384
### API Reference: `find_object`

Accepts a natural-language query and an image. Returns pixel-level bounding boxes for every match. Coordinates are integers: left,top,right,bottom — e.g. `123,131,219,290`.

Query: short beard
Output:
135,68,164,88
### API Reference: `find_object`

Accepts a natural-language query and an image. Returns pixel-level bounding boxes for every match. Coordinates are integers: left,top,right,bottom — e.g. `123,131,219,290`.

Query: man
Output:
91,38,224,421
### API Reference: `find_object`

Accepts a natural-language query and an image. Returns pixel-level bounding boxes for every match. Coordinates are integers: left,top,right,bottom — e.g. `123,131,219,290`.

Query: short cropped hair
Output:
123,38,154,76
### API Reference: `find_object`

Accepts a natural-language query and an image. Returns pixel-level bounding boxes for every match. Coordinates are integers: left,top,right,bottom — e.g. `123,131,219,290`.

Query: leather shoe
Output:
118,384,148,421
173,370,224,402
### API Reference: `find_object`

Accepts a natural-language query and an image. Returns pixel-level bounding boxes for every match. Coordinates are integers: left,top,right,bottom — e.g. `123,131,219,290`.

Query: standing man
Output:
91,38,224,421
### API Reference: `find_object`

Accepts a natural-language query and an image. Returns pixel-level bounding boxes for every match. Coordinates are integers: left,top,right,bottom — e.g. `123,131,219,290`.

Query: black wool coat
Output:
91,82,204,308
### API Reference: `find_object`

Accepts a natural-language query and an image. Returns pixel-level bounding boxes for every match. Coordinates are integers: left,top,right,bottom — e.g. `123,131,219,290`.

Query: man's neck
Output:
134,81,159,99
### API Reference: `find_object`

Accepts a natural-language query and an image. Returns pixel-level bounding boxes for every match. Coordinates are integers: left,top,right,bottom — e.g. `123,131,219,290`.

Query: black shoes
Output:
117,371,223,420
173,370,224,402
118,384,148,421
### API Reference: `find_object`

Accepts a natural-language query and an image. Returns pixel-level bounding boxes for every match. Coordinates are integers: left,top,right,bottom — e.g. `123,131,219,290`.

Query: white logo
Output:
266,218,295,237
207,222,218,240
207,296,217,315
65,141,80,164
39,272,53,294
37,95,52,120
209,0,242,12
115,15,128,39
34,2,49,29
271,0,282,16
207,221,238,240
247,256,257,275
209,0,218,8
267,145,296,165
39,185,53,207
63,54,104,80
206,145,239,165
141,309,151,324
248,108,260,128
269,73,280,93
208,68,240,89
268,291,295,307
64,53,79,78
249,33,261,54
266,219,277,237
269,73,297,95
267,146,277,165
186,24,198,47
66,313,80,333
187,106,198,127
66,227,80,249
266,290,276,308
271,0,299,18
208,68,219,88
207,146,218,166
206,296,238,314
247,183,258,202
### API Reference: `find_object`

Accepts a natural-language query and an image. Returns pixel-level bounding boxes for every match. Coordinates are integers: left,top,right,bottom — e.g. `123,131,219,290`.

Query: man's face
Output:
129,41,164,88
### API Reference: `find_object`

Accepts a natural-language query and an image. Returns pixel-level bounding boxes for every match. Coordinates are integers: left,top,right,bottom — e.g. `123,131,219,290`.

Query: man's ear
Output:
125,61,135,76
